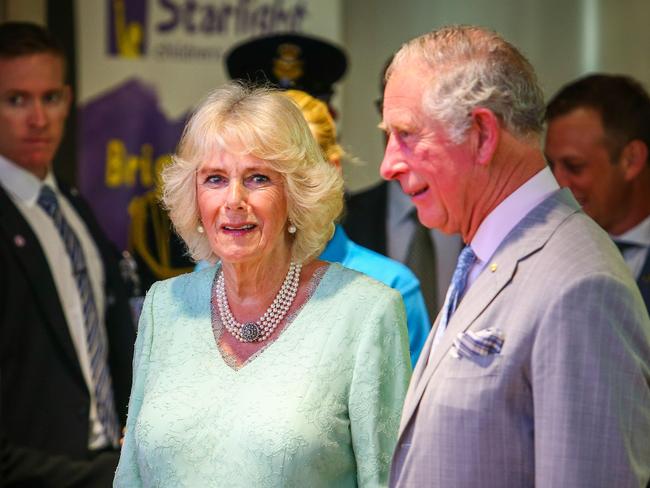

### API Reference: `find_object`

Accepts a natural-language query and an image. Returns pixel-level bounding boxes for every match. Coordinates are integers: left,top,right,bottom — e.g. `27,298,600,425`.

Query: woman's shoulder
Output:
314,263,406,342
146,265,215,303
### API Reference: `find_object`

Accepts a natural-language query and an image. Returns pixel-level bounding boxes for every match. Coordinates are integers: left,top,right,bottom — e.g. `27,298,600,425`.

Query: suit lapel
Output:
0,188,84,375
397,189,581,436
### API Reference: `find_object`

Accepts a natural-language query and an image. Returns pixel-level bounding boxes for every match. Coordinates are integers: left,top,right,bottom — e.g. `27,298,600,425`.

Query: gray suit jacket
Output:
390,189,650,487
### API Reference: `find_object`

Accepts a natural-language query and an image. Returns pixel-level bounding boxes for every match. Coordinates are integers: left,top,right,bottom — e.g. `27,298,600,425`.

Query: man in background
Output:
546,74,650,309
343,57,461,320
0,22,135,487
382,25,650,486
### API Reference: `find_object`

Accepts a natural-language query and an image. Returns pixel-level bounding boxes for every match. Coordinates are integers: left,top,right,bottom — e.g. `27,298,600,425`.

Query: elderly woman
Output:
114,83,411,487
283,89,431,365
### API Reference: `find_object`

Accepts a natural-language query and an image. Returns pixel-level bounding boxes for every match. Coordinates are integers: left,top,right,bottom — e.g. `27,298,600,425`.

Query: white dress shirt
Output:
0,155,110,450
468,167,560,290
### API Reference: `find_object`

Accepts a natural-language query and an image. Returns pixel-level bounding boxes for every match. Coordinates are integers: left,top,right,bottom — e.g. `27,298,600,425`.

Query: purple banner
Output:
78,79,186,250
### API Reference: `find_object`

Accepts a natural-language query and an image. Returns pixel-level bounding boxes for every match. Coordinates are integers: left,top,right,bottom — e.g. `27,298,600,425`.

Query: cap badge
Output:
273,43,303,88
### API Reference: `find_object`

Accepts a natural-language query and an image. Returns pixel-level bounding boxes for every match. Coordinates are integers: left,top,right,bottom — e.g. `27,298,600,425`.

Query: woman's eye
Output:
205,175,224,185
249,174,270,185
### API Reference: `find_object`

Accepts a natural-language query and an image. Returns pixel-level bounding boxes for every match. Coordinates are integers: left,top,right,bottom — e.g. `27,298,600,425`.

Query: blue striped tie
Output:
432,245,477,349
38,185,120,447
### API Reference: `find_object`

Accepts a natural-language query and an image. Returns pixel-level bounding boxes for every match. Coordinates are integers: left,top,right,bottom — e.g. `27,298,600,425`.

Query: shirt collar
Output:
0,154,57,207
470,166,560,264
611,214,650,248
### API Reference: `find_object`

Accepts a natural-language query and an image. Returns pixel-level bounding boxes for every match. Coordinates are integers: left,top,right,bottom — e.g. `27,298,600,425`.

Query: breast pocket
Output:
442,349,502,378
443,327,505,378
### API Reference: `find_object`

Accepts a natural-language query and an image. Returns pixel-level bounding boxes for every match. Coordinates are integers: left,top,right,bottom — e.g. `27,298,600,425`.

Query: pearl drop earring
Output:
197,224,204,234
288,221,297,234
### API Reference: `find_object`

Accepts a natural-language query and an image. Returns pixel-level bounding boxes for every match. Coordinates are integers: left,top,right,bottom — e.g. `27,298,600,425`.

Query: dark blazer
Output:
0,185,135,487
342,181,389,256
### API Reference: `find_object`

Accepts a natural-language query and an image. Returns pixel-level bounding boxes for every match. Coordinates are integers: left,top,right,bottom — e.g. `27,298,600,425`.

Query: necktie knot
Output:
446,245,476,314
453,245,477,285
37,185,59,215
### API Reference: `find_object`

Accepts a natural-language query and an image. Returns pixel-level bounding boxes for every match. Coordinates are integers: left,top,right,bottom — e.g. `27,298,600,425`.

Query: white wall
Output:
3,0,44,24
341,0,650,191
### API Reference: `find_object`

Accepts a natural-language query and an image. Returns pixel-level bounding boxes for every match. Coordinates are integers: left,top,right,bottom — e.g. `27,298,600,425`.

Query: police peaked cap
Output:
225,33,347,102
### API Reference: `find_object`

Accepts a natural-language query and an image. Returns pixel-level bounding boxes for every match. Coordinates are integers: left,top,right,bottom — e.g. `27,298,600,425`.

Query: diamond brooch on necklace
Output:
216,262,302,342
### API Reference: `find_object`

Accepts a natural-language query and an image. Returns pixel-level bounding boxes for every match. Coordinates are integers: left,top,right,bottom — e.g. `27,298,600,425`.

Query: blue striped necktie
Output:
38,185,120,447
431,245,477,349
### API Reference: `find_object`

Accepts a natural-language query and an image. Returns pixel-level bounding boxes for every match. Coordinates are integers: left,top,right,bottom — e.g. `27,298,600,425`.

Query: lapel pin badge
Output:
13,234,26,248
490,263,498,272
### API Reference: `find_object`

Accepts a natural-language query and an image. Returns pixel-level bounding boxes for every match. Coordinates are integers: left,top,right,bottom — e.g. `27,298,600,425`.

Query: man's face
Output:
545,107,628,232
379,63,475,235
0,53,70,180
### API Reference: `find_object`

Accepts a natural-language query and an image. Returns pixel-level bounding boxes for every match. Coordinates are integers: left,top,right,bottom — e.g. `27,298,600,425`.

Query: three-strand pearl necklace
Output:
216,262,302,342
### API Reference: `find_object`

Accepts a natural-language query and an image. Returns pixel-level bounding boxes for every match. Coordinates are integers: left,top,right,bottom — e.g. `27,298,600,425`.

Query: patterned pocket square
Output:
451,328,505,359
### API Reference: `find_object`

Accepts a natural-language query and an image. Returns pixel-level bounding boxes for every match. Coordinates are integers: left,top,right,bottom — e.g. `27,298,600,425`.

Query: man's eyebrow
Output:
1,89,28,96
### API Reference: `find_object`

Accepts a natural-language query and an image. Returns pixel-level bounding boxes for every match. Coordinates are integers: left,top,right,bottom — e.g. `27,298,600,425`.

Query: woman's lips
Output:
221,223,257,236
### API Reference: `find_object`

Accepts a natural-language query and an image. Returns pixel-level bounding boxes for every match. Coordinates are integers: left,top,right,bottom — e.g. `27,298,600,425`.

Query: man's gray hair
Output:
388,25,545,143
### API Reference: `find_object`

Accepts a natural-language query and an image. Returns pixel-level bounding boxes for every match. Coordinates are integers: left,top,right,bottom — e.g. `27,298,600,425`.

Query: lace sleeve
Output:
348,288,412,487
113,281,157,487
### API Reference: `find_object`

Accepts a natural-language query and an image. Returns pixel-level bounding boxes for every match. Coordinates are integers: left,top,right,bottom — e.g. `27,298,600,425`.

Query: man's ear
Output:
619,139,648,181
470,107,500,166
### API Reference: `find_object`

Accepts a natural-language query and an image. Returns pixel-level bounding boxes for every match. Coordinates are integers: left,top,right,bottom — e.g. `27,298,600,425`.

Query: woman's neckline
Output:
211,260,332,371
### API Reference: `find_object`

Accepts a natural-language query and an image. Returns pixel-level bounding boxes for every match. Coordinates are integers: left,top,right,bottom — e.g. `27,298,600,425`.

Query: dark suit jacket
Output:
0,185,135,487
342,181,389,255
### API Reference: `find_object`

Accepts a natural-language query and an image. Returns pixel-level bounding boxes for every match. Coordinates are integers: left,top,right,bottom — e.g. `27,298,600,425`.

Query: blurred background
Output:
2,0,648,282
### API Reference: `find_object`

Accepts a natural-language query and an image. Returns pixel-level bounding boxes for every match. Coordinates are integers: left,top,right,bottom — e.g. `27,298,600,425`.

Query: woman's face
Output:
196,150,290,266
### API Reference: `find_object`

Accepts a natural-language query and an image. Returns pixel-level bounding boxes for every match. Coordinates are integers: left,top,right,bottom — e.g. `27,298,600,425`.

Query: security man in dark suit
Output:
0,22,135,487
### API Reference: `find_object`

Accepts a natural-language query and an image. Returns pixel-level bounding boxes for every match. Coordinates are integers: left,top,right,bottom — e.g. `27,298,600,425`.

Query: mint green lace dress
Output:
114,263,411,487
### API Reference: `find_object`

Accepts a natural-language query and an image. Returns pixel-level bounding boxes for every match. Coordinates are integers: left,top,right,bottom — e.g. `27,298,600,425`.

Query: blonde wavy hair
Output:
162,82,344,264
